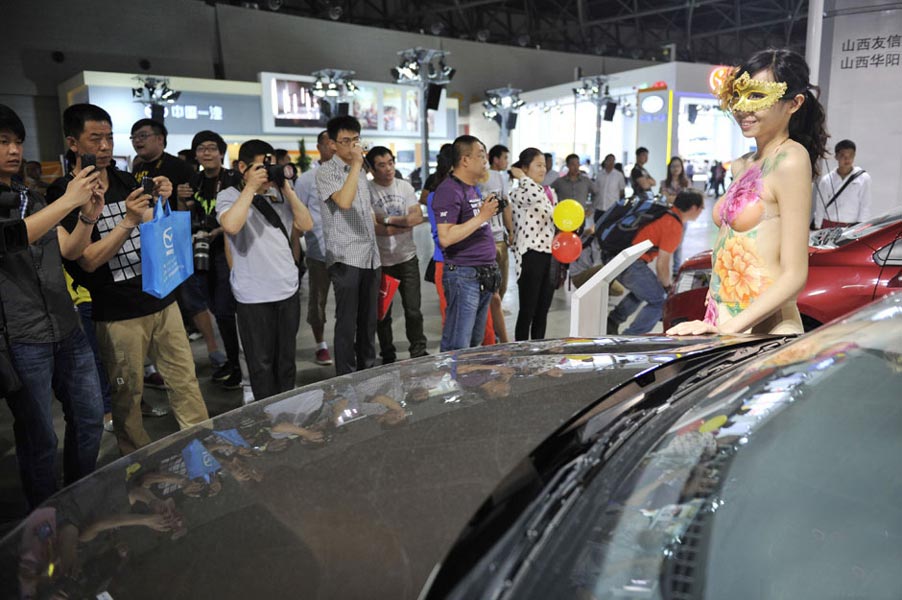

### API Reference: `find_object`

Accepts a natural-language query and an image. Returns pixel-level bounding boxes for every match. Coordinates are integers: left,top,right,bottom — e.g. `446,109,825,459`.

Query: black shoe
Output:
381,356,396,365
607,317,620,336
211,362,233,382
219,369,242,390
411,351,430,359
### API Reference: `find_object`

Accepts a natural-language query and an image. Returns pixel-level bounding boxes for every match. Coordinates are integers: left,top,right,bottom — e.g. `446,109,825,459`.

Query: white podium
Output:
569,240,653,337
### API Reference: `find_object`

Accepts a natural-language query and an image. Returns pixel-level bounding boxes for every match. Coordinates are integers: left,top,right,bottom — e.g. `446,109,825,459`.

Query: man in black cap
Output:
183,130,244,389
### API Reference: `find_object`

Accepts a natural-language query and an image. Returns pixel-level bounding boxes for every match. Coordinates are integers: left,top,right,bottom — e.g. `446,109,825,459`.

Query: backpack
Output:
595,195,679,259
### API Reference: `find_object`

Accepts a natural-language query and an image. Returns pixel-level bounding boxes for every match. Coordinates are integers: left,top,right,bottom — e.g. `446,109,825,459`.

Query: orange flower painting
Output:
713,235,770,309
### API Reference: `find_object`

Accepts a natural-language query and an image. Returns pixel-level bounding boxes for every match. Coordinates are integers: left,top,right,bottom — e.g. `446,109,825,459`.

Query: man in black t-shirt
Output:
629,146,656,200
50,104,208,455
183,130,243,388
130,118,225,369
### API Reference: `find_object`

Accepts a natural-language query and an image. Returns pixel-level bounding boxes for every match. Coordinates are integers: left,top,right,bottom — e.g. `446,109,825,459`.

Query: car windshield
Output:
508,297,902,600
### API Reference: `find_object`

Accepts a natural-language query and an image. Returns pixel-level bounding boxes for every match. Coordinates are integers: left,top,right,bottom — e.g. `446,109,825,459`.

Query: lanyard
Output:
195,176,222,215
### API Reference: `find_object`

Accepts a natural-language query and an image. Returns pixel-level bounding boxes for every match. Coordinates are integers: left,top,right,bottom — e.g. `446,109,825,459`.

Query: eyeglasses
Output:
130,132,159,142
196,144,221,154
335,136,361,146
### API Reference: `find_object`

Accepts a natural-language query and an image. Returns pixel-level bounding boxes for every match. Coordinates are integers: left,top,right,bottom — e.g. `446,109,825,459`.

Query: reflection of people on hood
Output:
331,374,408,428
263,389,327,445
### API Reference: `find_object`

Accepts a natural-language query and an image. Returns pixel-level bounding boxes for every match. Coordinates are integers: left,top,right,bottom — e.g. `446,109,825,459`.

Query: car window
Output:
508,301,902,600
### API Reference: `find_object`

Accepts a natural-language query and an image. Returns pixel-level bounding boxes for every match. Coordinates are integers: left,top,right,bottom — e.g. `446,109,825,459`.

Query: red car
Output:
664,209,902,331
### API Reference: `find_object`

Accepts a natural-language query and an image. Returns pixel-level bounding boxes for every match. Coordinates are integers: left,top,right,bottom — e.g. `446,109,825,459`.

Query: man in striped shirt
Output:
315,116,382,375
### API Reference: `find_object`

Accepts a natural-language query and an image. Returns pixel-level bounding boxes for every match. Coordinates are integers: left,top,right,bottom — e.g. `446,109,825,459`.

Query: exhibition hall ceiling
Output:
205,0,810,64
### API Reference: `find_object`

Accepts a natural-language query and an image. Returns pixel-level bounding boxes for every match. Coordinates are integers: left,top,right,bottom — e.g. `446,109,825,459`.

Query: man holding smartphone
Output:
315,116,381,376
48,104,208,456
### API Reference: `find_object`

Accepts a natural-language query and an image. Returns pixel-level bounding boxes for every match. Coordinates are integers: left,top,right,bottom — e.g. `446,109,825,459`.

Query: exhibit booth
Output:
470,61,751,187
57,71,459,178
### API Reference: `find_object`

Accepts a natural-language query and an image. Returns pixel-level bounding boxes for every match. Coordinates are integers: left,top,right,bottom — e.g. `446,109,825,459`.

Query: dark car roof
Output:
0,335,774,599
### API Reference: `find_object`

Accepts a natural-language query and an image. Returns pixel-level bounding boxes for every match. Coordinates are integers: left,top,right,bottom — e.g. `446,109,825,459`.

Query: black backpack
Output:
595,195,680,259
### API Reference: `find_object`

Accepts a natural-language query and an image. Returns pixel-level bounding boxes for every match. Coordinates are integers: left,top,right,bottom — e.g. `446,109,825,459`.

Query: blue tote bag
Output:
140,198,193,298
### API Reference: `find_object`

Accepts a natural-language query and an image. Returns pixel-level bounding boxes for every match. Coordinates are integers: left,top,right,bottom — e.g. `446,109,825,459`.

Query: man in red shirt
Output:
607,191,704,334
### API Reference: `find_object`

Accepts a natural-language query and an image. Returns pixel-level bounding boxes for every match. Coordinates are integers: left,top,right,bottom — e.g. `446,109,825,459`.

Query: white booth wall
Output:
819,0,902,216
476,62,749,184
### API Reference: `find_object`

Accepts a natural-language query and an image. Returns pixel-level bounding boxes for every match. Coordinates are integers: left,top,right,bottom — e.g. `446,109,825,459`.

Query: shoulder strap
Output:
251,195,292,245
825,169,866,211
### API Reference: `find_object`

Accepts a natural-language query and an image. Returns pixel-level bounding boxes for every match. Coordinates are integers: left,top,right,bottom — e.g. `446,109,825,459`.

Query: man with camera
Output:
48,103,209,456
433,135,501,351
184,130,243,389
316,116,381,376
366,146,427,364
0,104,106,508
217,139,313,401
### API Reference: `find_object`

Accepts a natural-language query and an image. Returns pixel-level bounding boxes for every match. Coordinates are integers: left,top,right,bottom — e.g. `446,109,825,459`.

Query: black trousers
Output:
236,291,300,401
377,256,427,361
515,250,555,341
329,262,380,376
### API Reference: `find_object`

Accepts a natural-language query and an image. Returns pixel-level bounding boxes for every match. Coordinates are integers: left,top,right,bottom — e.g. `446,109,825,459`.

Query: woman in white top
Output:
510,147,559,341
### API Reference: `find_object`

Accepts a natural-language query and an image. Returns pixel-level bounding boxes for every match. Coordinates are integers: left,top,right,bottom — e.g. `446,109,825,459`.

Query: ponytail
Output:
789,88,829,179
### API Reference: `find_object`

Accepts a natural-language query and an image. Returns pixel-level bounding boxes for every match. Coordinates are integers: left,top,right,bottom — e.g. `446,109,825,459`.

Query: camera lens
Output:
193,236,210,271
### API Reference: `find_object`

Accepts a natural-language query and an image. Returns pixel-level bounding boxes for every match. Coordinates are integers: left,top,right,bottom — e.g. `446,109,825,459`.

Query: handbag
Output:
378,273,400,321
140,197,194,299
424,257,436,283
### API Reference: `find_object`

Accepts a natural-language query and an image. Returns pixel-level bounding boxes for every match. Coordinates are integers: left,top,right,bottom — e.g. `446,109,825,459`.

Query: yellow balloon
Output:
553,199,585,232
698,415,728,433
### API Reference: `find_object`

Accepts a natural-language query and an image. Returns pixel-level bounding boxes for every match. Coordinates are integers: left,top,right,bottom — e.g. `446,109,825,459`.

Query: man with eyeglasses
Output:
47,104,208,456
184,131,243,390
315,116,381,376
131,119,226,374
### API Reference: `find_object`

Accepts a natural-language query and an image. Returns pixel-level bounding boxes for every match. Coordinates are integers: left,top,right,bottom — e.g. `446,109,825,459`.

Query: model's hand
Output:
666,320,719,336
510,167,526,180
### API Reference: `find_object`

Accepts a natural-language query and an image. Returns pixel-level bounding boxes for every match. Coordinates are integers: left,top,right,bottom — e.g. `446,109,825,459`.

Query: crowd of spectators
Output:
1,101,709,512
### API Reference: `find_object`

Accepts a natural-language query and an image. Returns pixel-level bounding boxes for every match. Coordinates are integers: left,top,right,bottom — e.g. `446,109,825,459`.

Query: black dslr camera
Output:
262,154,297,188
485,192,507,213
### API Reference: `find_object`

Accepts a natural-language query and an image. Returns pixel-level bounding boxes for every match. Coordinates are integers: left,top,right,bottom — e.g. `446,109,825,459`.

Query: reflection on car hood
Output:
0,336,759,599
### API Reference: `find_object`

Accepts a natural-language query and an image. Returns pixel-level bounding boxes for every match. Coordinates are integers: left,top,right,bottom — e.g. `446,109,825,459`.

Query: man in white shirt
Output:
477,144,513,343
542,152,558,186
366,146,428,363
592,153,626,223
813,139,872,229
294,130,334,366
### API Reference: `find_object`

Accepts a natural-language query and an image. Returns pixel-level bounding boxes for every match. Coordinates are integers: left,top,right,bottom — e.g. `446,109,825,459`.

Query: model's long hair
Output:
734,48,829,179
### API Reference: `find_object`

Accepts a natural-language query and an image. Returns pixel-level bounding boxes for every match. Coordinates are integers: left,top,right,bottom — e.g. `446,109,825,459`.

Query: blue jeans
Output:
610,260,666,334
441,264,493,351
77,302,112,414
5,326,104,508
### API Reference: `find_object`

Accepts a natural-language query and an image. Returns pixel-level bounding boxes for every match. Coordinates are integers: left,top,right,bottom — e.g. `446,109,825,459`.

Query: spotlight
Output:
517,34,530,47
476,29,490,43
328,5,343,20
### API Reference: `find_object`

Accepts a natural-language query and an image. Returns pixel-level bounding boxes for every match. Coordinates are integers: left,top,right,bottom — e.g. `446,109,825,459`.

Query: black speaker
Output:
337,102,350,116
506,112,518,131
426,83,443,111
688,104,698,124
150,104,165,123
319,99,332,120
603,101,617,121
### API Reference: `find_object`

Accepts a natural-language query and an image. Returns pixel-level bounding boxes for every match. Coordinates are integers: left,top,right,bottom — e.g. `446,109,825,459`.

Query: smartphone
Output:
141,176,155,197
80,153,96,170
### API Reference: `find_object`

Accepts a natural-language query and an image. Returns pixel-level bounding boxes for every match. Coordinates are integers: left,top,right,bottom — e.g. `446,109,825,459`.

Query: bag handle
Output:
152,197,170,220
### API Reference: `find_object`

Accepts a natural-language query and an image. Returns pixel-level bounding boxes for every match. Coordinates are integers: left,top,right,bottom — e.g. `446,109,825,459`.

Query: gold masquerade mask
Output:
717,70,789,112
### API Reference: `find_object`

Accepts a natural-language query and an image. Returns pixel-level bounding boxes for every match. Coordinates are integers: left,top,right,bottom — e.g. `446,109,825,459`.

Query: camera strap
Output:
251,195,296,263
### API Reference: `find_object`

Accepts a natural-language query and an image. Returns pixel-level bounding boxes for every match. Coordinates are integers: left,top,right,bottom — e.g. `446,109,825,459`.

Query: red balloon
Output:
551,231,582,264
